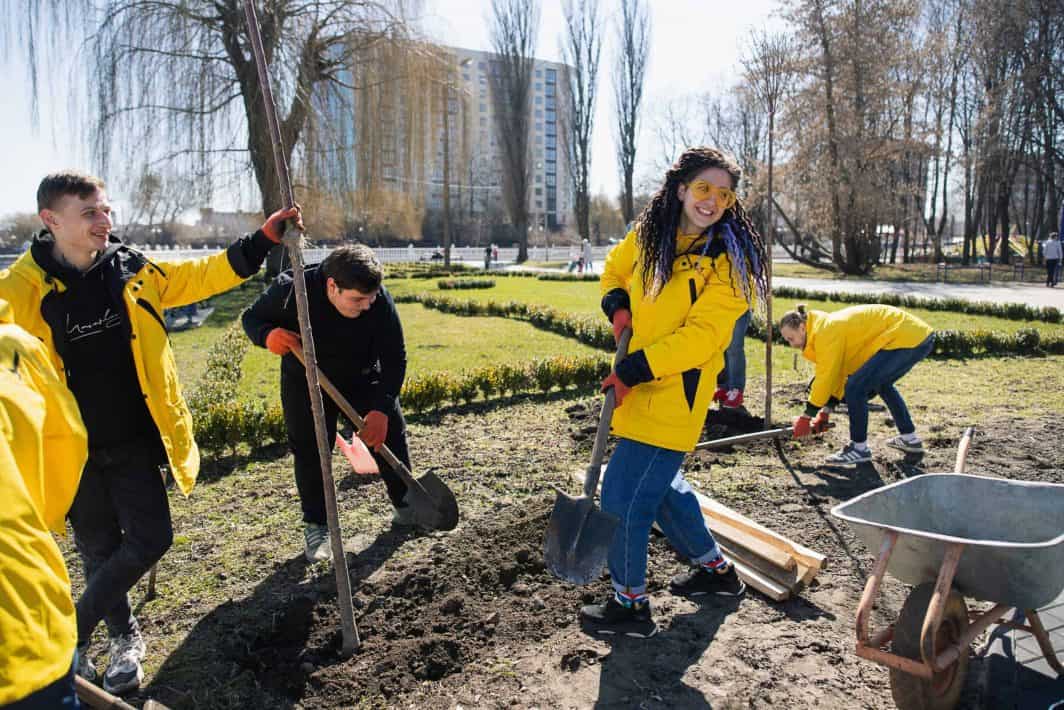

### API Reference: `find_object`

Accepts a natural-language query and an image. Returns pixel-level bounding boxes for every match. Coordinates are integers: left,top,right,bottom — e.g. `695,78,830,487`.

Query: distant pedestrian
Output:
582,238,594,274
484,245,492,271
1045,233,1062,287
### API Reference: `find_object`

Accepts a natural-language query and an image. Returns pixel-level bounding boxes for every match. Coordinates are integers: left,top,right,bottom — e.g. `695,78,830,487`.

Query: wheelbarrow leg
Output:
1025,609,1064,676
920,542,965,668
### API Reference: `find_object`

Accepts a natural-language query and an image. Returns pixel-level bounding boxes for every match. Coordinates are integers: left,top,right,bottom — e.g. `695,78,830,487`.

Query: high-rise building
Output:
325,43,573,240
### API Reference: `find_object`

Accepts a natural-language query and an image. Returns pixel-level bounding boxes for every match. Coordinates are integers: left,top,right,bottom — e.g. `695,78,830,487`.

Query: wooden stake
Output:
241,0,359,655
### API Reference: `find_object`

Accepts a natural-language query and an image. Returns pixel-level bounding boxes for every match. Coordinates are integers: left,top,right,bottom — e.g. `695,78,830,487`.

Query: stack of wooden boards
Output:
573,468,826,601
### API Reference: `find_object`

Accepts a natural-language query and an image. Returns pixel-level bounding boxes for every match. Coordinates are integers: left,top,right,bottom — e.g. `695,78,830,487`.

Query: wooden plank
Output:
719,541,809,590
705,517,796,571
695,491,826,572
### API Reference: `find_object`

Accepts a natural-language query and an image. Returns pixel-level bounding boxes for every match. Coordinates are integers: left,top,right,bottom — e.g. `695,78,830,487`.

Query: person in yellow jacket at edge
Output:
580,147,770,638
779,303,936,465
0,300,89,708
0,171,302,695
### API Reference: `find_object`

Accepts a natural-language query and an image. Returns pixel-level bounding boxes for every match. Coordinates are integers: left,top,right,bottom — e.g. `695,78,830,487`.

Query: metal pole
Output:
241,0,359,655
764,110,775,429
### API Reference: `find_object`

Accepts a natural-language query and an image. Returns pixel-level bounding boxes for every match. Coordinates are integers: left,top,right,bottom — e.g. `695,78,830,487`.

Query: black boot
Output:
669,564,746,598
579,596,658,638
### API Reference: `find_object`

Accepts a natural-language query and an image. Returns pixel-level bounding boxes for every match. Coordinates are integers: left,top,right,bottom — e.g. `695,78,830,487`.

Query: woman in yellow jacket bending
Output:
780,303,935,465
580,147,768,638
0,305,88,707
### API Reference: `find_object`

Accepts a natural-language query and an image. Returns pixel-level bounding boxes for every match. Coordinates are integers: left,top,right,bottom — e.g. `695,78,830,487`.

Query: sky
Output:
0,0,781,218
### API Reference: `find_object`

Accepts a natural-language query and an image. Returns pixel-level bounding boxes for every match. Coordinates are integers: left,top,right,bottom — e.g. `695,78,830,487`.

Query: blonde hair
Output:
779,303,808,332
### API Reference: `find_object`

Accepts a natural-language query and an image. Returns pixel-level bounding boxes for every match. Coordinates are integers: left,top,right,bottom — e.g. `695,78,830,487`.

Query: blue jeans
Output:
843,334,935,443
717,311,750,390
3,653,80,708
601,438,721,595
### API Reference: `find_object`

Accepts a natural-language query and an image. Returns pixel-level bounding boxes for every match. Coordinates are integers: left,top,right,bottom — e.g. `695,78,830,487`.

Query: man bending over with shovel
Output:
242,244,412,562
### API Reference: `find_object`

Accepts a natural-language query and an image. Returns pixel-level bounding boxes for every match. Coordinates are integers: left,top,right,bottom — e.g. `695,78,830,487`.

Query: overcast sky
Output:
1,0,781,218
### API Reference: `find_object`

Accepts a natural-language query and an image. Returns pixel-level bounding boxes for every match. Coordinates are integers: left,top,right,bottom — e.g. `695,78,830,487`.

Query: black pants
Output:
1047,259,1060,286
281,371,411,525
67,437,172,646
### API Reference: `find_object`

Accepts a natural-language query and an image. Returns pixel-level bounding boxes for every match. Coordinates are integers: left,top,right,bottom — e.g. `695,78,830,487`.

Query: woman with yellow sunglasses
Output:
579,147,769,638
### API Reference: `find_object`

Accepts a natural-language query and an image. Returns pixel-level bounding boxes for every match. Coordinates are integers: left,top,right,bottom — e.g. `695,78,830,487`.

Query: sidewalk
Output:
774,276,1064,310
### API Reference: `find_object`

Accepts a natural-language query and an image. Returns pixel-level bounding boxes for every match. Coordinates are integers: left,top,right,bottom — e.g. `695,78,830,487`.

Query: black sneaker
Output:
670,565,746,598
579,597,658,638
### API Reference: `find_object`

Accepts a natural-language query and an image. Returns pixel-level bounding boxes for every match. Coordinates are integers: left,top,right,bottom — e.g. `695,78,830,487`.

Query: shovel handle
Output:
584,328,631,497
290,347,426,495
694,422,835,450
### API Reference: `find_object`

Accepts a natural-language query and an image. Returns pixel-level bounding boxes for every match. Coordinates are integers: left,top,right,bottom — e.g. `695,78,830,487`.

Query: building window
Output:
535,187,543,195
535,68,542,77
546,173,556,186
535,174,543,183
545,84,555,97
535,109,543,118
536,200,543,208
536,122,543,132
535,134,543,144
480,103,487,112
535,95,543,105
545,97,555,109
546,68,556,83
480,117,487,126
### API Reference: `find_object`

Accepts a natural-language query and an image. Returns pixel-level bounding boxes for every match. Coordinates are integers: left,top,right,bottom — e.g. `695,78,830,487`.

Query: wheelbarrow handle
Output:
291,346,424,494
584,328,631,497
694,422,835,450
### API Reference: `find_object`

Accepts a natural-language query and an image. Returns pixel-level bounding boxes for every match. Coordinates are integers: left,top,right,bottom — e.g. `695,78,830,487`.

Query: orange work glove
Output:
601,371,632,408
812,409,831,434
359,410,389,451
792,415,813,439
265,328,300,356
261,204,304,243
611,308,632,345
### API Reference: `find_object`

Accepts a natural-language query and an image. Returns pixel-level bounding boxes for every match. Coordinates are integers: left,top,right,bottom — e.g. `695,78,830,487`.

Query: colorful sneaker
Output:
103,629,146,695
712,386,727,403
75,643,97,684
886,436,924,454
303,523,332,562
579,597,658,638
825,443,872,465
669,565,746,598
721,389,744,408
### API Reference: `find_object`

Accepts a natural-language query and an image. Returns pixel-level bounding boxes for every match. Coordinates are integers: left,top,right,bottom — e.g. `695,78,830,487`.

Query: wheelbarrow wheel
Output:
890,583,969,710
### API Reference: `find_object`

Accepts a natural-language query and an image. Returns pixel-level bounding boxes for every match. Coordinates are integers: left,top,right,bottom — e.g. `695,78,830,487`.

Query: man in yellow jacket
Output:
779,303,935,465
0,303,89,708
0,171,299,694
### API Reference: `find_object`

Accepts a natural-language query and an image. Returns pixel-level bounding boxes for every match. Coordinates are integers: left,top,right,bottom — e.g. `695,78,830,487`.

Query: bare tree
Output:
612,0,650,225
488,0,540,262
6,1,421,262
743,29,794,428
560,0,602,243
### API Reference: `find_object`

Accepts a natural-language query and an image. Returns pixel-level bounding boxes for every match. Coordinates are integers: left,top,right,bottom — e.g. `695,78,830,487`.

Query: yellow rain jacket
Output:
601,230,749,452
0,235,266,495
803,305,934,408
0,313,88,704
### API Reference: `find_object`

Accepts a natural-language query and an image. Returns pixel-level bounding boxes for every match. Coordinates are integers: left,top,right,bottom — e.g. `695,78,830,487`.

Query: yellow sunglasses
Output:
686,180,737,209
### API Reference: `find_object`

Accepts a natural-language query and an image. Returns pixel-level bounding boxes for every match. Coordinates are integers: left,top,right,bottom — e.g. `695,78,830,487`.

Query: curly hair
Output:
634,147,768,309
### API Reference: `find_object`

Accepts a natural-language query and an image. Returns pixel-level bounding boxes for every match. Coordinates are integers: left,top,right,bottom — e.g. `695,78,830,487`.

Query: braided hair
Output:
634,147,769,311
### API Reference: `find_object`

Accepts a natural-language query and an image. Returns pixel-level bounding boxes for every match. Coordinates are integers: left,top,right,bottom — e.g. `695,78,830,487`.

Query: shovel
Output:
695,422,835,450
544,328,631,585
292,347,459,531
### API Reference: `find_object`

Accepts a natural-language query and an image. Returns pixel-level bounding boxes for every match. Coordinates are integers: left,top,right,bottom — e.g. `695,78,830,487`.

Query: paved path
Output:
504,264,1064,309
774,277,1064,309
980,591,1064,708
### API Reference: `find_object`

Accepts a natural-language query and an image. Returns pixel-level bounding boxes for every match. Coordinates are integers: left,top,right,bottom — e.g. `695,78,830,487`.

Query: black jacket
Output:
241,265,406,412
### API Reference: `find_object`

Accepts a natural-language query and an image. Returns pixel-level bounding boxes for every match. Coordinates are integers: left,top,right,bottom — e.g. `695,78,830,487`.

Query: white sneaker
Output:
886,436,924,454
304,523,332,562
75,643,97,684
825,443,872,465
103,630,146,694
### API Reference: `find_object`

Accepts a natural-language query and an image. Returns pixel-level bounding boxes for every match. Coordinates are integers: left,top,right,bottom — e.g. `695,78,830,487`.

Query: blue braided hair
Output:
635,147,769,311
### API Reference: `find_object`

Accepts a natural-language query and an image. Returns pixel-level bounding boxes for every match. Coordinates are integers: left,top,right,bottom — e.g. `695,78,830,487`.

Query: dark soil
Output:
111,391,1060,709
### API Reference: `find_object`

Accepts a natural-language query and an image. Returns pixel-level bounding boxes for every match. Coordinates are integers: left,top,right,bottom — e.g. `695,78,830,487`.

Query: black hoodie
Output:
32,233,158,449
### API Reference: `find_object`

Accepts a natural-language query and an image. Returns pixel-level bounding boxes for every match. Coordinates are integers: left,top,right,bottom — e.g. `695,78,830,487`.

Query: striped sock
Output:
701,555,731,573
614,589,647,608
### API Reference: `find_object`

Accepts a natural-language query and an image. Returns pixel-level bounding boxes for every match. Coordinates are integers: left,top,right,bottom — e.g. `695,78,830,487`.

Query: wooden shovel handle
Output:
290,346,425,494
584,328,631,497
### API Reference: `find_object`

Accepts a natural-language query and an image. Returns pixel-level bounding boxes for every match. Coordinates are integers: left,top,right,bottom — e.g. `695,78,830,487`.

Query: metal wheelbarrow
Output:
831,429,1064,710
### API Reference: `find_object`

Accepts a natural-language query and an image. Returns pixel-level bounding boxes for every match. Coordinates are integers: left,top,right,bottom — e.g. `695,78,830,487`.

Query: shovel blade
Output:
403,470,460,532
544,490,620,585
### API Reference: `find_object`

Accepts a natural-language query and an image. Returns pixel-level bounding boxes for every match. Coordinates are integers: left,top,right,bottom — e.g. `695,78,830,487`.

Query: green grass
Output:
388,275,1064,336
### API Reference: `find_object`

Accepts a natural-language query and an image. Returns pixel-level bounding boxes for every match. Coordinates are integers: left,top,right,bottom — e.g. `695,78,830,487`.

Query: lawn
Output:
388,274,1064,336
